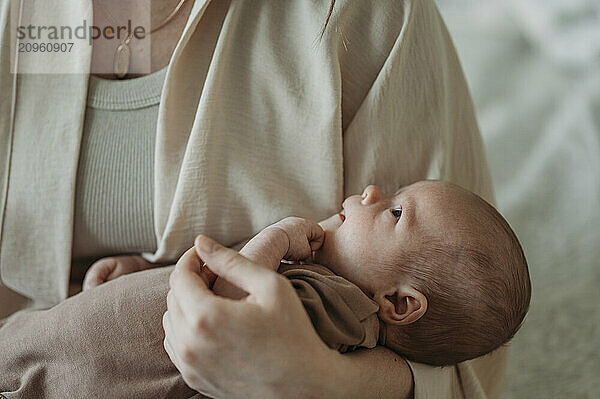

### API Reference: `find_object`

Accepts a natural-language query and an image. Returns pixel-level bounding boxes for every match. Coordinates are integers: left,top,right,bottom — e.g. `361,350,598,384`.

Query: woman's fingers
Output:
172,245,217,288
174,247,205,277
166,289,186,328
162,311,188,370
170,247,219,318
194,235,283,304
198,262,218,289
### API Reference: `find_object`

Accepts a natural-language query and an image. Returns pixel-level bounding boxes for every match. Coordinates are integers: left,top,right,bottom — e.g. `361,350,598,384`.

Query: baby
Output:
84,180,531,366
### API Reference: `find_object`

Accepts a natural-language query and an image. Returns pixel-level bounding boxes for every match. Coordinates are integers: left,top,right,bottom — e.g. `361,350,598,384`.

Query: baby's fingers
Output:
82,270,105,291
304,220,325,251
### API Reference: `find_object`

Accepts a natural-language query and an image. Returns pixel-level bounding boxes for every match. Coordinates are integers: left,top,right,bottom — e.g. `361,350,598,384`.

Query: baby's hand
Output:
268,217,325,262
82,255,156,291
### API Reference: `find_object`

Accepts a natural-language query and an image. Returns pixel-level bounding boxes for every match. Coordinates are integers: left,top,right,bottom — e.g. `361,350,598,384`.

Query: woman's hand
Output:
82,255,157,291
163,235,346,399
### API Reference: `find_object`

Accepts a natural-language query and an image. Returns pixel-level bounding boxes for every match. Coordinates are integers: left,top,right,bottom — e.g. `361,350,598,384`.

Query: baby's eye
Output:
390,207,402,221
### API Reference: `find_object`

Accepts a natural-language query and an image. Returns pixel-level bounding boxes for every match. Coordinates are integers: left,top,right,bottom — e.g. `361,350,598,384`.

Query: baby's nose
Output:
361,185,384,205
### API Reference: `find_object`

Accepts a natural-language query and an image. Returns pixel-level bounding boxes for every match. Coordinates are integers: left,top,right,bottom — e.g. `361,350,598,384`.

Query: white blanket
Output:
437,1,600,397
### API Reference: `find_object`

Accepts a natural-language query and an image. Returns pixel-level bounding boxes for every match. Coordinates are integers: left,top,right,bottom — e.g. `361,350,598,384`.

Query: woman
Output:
0,0,507,397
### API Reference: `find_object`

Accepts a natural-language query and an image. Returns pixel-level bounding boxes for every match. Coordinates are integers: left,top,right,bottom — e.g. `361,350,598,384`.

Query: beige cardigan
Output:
0,0,505,397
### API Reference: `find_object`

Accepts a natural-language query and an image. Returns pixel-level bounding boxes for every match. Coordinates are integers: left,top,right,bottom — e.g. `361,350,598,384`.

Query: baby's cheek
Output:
342,230,370,257
326,236,359,274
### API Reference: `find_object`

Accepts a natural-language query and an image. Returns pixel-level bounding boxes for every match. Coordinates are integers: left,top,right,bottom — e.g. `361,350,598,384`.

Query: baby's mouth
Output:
339,211,346,222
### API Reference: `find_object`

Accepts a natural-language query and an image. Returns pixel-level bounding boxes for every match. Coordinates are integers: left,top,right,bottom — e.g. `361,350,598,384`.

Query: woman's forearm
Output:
326,346,414,399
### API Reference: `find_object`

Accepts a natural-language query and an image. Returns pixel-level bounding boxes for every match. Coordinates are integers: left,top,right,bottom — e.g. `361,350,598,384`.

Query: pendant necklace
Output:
96,0,188,79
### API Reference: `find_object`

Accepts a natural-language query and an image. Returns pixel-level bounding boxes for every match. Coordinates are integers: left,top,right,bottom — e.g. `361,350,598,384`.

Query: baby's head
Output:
315,180,531,366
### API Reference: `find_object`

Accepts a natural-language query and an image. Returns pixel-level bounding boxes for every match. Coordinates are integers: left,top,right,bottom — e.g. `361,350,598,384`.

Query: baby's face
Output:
315,180,482,296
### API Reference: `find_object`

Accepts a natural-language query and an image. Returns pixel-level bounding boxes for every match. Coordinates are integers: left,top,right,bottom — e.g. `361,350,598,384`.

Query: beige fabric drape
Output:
0,267,199,398
0,0,506,397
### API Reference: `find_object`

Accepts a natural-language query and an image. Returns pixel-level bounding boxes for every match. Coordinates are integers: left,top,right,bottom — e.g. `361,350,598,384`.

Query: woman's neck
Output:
92,0,195,79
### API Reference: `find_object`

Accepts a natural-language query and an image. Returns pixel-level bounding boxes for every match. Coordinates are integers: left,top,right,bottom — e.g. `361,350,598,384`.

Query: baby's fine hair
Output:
384,187,531,366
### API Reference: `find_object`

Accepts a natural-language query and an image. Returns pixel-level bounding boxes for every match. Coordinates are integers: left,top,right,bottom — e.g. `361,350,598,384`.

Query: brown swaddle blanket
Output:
278,263,383,353
0,263,383,398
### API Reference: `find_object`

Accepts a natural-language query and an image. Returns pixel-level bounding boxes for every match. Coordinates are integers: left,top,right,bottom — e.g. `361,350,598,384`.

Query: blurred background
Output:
436,0,600,397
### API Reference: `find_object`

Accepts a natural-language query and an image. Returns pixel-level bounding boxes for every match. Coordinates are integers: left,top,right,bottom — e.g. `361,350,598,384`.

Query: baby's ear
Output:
374,285,427,326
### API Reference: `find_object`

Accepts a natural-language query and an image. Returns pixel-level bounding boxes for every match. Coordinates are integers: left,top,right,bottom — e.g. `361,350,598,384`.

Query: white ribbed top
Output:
71,67,168,271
